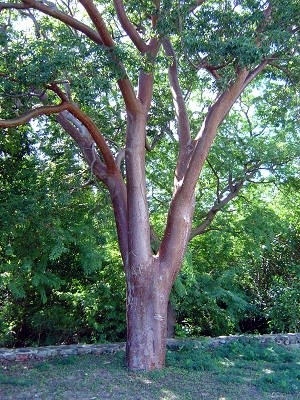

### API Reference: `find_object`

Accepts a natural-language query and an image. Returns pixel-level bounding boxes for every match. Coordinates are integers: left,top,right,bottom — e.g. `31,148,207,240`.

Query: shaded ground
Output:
0,341,299,400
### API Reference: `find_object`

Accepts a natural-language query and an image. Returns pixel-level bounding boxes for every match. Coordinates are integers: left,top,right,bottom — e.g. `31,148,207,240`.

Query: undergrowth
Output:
166,340,300,395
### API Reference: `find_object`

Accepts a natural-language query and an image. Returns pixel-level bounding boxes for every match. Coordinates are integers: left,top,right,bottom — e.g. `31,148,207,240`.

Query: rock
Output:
1,333,300,362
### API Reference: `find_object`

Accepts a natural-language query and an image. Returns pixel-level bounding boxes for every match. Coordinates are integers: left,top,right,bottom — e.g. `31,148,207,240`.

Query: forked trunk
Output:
126,267,170,370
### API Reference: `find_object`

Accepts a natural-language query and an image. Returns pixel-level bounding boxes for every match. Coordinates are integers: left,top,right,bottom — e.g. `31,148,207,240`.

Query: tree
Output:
0,127,126,346
0,0,299,370
172,183,300,337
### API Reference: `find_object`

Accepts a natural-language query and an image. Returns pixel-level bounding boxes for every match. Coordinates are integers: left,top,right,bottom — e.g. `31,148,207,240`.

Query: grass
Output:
0,341,299,400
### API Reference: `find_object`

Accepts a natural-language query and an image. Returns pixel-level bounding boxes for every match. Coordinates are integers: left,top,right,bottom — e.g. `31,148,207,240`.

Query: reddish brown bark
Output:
0,0,274,372
126,259,169,370
3,0,104,45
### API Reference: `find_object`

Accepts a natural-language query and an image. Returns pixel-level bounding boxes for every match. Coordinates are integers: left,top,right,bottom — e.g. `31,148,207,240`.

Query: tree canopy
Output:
0,0,299,370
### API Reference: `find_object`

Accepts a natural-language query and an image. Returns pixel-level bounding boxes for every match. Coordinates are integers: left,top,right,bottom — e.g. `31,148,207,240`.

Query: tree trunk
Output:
126,265,170,370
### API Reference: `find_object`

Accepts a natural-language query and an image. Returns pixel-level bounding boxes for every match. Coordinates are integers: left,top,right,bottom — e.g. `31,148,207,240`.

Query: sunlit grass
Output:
1,341,299,399
166,340,300,395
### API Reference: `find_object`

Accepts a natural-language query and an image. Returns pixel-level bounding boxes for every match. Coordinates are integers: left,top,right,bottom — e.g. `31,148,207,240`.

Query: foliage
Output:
1,113,299,345
173,256,251,336
0,0,299,355
172,183,300,337
0,128,126,346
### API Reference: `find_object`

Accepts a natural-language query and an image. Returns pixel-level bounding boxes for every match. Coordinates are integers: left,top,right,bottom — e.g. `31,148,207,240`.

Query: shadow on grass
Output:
0,374,35,387
0,342,299,399
166,340,300,396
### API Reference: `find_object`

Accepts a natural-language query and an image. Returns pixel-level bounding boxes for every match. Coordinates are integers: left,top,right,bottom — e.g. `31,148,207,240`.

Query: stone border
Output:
0,333,299,362
166,333,300,351
0,343,126,362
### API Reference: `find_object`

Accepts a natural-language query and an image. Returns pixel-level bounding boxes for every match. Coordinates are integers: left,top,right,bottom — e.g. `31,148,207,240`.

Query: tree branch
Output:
78,0,114,47
0,0,105,45
268,62,295,83
23,3,85,43
0,102,68,127
66,102,118,174
77,1,140,114
56,111,107,180
0,2,28,10
190,180,244,239
182,68,249,190
137,71,155,112
189,0,207,13
2,1,141,115
115,147,125,168
206,158,221,203
190,165,260,240
0,80,117,175
162,38,193,183
137,38,160,111
113,0,148,53
243,60,269,89
57,112,129,268
158,68,249,269
20,9,42,38
47,82,69,102
239,99,254,136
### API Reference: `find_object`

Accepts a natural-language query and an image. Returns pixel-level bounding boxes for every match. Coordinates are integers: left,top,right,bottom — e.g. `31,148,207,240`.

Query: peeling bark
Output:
0,0,279,372
126,259,170,370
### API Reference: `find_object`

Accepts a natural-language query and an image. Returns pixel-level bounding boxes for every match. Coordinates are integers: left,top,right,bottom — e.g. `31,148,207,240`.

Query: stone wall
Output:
166,333,300,351
0,333,299,362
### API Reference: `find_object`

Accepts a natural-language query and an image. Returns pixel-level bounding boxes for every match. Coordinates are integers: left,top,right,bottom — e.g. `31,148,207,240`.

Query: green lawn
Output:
0,341,299,399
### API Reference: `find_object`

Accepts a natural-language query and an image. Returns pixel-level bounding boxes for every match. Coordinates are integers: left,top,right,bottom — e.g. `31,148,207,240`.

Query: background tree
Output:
1,92,298,347
0,127,126,346
0,0,299,370
172,184,300,337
